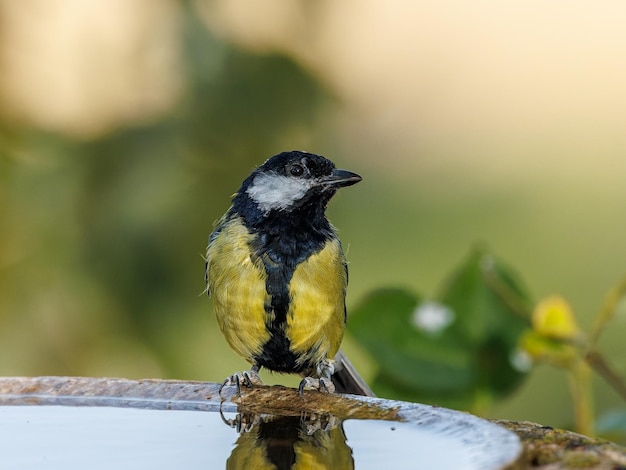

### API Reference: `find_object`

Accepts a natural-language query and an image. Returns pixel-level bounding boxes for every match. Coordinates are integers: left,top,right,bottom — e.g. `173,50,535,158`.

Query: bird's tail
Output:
331,349,376,397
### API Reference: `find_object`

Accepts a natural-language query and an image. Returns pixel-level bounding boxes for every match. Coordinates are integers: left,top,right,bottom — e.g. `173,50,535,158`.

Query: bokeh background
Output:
1,0,625,430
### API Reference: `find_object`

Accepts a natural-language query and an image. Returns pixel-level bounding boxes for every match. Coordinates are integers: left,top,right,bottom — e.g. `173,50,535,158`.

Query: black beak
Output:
321,169,362,188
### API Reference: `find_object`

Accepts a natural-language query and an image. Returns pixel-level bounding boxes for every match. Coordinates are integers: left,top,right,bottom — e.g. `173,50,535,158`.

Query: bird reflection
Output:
222,411,354,470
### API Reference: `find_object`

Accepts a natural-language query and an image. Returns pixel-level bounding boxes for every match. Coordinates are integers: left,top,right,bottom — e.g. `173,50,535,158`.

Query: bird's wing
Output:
205,222,225,297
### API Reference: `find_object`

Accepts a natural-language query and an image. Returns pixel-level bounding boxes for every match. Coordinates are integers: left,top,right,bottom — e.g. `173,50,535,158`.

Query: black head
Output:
237,151,361,217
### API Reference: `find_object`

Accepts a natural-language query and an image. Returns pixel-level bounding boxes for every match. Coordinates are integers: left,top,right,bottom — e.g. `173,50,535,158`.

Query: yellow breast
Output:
206,217,270,363
207,215,347,372
286,238,347,366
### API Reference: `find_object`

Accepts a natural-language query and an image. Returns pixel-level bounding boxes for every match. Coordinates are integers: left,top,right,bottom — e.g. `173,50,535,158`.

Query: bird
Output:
226,414,353,469
205,150,374,396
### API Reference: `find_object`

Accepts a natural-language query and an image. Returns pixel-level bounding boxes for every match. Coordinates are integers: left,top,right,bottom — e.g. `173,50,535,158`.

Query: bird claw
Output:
298,376,335,396
219,408,260,433
301,412,338,434
219,367,263,397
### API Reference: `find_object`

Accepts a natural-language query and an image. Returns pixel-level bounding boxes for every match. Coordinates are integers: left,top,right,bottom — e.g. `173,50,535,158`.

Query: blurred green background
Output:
1,1,625,430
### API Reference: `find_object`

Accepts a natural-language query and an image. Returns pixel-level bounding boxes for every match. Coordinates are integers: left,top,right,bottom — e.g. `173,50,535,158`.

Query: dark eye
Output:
288,163,305,177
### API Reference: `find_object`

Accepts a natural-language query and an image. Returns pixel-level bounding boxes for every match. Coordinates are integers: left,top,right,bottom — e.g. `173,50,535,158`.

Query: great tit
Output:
226,414,353,469
206,150,373,396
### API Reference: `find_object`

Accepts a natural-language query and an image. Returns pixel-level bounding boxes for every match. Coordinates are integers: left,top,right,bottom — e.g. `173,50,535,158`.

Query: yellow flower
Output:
520,330,577,367
532,295,580,340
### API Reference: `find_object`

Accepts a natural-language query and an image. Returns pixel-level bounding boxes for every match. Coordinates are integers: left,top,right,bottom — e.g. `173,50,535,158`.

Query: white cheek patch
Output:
246,173,312,213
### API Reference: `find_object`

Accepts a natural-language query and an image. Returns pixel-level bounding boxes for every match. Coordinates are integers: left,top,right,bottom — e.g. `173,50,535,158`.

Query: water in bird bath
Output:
0,405,519,469
0,377,521,469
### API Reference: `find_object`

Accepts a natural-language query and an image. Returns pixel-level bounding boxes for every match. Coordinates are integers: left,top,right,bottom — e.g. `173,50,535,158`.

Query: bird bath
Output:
0,377,522,469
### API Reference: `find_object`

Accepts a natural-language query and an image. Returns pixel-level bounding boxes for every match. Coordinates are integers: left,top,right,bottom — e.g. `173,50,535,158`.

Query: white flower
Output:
411,301,455,335
510,348,533,372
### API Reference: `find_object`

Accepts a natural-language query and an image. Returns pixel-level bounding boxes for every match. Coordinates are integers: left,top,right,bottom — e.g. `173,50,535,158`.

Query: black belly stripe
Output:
249,231,333,372
256,258,301,373
234,199,338,373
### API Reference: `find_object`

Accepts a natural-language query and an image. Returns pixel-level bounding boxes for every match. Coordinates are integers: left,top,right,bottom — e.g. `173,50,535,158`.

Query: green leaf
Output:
348,289,473,399
439,247,529,342
348,247,533,408
437,246,531,398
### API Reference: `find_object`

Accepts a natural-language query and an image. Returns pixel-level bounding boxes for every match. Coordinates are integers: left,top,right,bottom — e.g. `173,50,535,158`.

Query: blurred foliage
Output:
348,247,531,412
350,246,626,439
0,6,334,378
522,277,626,439
596,409,626,445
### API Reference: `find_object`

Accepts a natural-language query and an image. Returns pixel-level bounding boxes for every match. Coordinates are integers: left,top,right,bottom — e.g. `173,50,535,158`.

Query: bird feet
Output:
298,359,336,396
219,409,260,433
298,376,335,396
219,365,263,396
302,412,338,434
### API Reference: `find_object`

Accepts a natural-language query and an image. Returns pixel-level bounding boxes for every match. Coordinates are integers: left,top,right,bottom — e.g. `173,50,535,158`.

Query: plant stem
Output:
567,358,594,436
588,274,626,345
585,350,626,402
